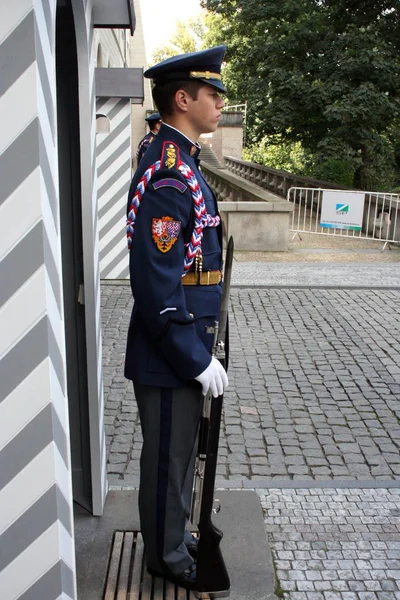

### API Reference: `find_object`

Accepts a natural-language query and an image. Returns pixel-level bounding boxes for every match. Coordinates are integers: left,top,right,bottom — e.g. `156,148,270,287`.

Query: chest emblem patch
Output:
152,216,181,253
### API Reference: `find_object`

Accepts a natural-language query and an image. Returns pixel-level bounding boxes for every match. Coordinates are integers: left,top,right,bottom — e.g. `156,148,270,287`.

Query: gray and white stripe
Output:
0,0,109,596
96,96,132,279
0,1,76,598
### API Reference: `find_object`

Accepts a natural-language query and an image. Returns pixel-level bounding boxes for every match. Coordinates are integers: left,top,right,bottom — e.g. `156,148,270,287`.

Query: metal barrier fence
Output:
287,187,400,249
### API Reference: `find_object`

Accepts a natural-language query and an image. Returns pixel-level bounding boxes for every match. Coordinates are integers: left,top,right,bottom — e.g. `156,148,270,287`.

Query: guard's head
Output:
145,112,161,132
144,46,226,118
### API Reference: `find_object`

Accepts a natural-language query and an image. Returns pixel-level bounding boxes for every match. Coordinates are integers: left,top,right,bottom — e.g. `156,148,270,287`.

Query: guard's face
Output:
187,84,225,135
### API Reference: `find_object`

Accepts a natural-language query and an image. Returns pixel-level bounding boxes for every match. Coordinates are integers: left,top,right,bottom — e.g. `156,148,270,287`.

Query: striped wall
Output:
96,97,131,279
0,0,106,597
0,0,76,598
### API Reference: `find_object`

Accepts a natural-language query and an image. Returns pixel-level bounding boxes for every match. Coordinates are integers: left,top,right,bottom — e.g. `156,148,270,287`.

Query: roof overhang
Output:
92,0,136,36
95,68,144,104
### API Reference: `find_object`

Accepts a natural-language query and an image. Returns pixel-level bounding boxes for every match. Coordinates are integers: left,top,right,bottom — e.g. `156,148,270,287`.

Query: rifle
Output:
191,237,234,599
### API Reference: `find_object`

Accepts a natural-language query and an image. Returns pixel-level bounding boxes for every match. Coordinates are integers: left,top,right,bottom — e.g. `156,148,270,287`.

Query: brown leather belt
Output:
181,270,222,285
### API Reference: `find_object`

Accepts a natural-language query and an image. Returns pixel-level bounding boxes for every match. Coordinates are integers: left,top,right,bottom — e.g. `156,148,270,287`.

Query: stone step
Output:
199,144,223,168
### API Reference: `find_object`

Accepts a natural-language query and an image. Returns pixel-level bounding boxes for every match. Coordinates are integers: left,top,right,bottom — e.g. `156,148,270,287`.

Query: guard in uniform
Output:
135,112,161,165
125,46,228,591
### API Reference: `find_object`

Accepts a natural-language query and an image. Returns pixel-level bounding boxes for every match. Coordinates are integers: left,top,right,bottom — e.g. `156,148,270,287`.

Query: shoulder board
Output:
161,141,180,170
152,178,187,194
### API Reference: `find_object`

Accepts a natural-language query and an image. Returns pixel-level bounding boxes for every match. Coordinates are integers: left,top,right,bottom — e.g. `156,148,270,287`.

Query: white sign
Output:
320,190,364,231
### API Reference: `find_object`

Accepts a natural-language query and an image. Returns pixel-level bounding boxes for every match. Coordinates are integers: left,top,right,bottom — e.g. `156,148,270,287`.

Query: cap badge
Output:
190,71,222,81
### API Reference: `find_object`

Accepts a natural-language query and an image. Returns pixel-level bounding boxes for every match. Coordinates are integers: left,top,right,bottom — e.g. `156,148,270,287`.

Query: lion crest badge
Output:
152,216,181,252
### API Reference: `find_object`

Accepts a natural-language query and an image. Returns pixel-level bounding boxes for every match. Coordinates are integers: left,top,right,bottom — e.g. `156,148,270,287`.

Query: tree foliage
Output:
151,18,205,64
202,0,400,189
243,136,311,174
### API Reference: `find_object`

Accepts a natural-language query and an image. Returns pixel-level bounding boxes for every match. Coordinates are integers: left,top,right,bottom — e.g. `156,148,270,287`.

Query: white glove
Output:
195,357,228,398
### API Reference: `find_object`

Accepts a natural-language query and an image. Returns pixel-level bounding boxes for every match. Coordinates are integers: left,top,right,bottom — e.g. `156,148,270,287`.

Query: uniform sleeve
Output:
136,139,147,164
129,170,211,381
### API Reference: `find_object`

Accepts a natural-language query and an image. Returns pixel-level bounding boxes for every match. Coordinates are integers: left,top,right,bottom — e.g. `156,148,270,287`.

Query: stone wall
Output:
200,114,244,165
221,126,244,163
201,164,293,251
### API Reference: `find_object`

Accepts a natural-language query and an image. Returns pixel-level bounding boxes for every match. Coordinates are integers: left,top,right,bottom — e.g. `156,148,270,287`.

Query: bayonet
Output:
217,236,234,351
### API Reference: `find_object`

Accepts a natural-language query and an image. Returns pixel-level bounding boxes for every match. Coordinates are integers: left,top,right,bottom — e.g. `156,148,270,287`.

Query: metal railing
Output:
287,187,400,249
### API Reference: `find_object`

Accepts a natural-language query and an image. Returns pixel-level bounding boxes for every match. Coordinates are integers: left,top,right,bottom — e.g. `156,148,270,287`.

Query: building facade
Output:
0,1,136,597
129,0,155,164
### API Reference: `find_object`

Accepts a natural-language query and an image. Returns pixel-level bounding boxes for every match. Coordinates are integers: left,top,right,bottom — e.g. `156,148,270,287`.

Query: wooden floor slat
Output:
165,580,175,600
128,532,144,600
141,566,153,598
105,531,210,599
153,577,164,600
177,586,188,600
117,532,134,600
104,531,124,600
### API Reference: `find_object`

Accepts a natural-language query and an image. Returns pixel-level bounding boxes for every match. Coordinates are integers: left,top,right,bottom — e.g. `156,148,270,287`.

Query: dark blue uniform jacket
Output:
124,123,223,388
136,131,156,164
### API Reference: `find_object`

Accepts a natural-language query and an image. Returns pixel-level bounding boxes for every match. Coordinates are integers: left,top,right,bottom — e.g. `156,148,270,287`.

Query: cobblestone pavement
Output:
101,267,400,600
102,284,400,487
259,488,400,600
231,262,400,287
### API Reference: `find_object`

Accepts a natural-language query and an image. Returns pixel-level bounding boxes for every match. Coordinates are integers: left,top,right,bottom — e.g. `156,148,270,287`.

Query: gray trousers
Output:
134,383,203,575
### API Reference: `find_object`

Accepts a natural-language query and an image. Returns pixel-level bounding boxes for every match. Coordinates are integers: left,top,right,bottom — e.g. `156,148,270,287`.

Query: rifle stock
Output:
195,392,230,598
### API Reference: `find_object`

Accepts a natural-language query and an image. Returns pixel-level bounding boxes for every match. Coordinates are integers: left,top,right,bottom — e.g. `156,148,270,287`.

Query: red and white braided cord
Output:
126,160,220,275
177,161,220,273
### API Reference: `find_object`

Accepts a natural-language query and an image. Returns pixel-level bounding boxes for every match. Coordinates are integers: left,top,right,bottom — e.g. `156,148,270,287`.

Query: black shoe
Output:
148,562,197,590
186,536,198,558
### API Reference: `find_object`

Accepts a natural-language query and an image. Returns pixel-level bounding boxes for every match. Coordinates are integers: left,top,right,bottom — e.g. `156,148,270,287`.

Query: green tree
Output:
243,136,311,175
151,17,205,64
203,0,400,189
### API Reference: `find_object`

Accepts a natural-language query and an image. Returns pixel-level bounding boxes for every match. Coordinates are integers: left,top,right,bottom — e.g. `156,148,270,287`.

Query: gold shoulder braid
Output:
161,141,179,170
165,144,176,169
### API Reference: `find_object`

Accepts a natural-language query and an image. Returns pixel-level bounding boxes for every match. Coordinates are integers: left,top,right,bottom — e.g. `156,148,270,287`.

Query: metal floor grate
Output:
104,531,205,600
